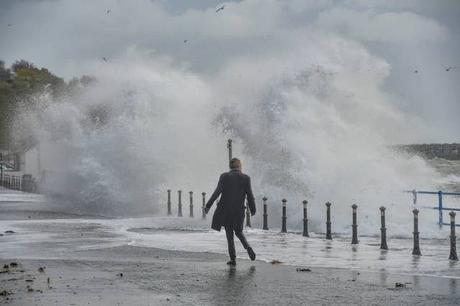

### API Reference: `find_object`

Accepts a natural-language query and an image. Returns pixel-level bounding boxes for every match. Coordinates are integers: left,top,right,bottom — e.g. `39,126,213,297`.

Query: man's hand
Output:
204,207,210,214
251,210,256,216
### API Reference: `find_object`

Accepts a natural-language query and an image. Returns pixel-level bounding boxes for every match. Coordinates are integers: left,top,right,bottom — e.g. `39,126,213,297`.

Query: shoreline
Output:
1,190,460,305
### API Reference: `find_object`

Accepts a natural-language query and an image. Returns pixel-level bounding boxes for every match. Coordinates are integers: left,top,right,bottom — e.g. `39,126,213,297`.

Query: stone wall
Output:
394,143,460,160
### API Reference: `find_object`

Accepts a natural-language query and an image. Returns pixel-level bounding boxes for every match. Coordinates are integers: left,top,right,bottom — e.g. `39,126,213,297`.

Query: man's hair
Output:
229,158,241,169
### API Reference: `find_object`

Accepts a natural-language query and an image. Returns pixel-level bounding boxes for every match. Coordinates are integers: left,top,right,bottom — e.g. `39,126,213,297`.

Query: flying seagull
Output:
216,5,225,13
106,9,111,14
442,65,457,72
102,57,107,62
183,39,188,43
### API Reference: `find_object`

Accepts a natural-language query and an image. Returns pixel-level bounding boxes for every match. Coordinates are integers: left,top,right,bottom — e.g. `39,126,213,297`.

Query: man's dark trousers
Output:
224,212,250,260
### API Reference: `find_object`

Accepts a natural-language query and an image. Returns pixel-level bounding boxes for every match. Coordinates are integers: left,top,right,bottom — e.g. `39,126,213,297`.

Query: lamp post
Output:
227,139,232,168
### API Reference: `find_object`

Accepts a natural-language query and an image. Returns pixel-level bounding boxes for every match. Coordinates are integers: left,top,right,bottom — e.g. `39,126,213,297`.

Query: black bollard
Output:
167,189,172,215
380,206,388,250
178,190,183,217
302,200,309,237
246,205,251,227
325,202,332,240
351,204,358,244
281,199,287,233
201,192,206,219
189,191,194,218
412,209,421,255
262,197,269,230
449,211,458,261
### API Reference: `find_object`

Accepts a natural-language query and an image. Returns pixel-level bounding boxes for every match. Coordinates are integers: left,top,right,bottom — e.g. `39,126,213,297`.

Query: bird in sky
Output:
413,69,419,74
442,65,457,72
102,57,107,62
7,24,11,27
106,9,111,14
183,39,188,43
216,5,225,13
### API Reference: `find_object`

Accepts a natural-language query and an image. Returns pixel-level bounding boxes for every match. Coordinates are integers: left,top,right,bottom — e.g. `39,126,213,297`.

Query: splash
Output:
14,36,455,234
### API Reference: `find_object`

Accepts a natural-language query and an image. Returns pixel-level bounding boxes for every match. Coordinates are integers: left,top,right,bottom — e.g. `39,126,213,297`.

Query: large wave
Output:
15,34,456,235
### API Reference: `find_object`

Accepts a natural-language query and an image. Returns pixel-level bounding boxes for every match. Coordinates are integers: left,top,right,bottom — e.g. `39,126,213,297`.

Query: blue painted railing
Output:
405,190,460,227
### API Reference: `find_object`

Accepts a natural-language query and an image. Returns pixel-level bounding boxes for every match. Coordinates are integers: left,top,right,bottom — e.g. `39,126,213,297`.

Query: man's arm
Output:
246,176,256,215
205,174,224,213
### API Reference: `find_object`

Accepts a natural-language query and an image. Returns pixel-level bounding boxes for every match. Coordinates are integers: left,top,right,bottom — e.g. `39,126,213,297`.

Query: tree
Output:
0,59,98,150
0,61,12,81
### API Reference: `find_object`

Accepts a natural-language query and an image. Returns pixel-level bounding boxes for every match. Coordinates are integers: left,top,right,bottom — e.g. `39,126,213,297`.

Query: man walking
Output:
205,158,256,266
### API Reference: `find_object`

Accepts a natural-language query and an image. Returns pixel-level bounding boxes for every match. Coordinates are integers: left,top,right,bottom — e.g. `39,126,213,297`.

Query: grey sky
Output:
0,0,459,142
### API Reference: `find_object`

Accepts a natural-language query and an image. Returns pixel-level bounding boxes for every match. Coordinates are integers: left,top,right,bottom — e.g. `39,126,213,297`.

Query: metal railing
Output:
405,190,460,227
1,174,22,190
1,174,37,193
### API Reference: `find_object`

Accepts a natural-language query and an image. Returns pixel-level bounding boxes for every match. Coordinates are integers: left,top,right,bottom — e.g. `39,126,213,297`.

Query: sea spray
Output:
13,41,456,234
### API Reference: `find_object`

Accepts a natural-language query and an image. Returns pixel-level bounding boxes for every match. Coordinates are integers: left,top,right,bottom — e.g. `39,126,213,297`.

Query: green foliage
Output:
0,59,96,150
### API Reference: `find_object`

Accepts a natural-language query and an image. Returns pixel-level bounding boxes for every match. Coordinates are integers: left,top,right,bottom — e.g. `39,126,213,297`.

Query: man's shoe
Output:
227,260,236,266
247,247,256,261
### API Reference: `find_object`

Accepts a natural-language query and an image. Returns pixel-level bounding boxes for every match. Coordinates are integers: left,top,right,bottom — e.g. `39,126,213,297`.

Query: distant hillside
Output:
393,143,460,160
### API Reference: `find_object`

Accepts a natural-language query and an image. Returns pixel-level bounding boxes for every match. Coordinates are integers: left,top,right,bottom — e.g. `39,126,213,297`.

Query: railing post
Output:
438,191,443,227
412,209,421,255
380,206,388,250
189,191,194,218
245,204,252,227
281,199,287,233
262,197,268,230
201,192,206,219
325,202,332,240
302,200,309,237
351,204,358,244
178,190,183,217
167,189,172,215
449,212,458,261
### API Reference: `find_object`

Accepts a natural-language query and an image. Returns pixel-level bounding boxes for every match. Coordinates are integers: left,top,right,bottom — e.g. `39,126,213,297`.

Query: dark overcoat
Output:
205,169,256,231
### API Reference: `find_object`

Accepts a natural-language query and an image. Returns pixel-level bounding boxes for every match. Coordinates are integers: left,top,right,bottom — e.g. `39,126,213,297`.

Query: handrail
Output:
404,190,460,196
405,189,460,227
